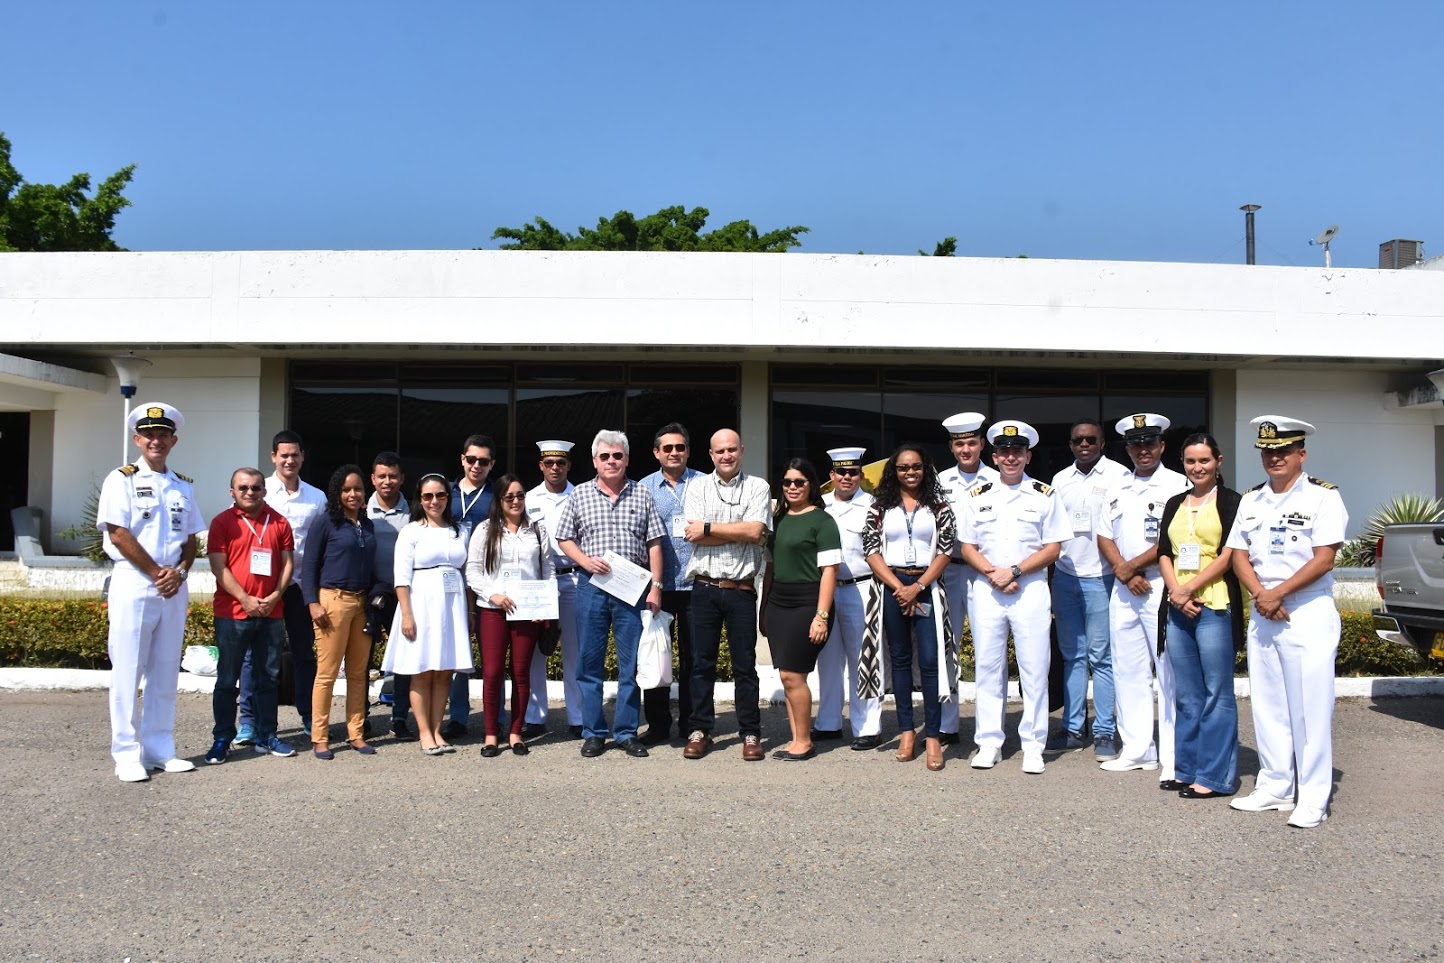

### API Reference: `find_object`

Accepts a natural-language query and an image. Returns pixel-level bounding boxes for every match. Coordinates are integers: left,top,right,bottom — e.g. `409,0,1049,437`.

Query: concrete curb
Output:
2,667,1440,703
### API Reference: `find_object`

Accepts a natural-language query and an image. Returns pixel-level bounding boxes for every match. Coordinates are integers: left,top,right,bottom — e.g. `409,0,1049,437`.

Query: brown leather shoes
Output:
741,734,764,762
682,730,713,760
895,730,916,762
925,736,944,771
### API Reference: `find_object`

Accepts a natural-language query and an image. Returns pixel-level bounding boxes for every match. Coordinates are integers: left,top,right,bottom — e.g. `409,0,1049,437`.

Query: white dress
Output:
383,522,474,675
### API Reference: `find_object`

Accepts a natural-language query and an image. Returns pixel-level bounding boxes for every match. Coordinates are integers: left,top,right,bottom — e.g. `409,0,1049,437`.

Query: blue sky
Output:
5,2,1439,268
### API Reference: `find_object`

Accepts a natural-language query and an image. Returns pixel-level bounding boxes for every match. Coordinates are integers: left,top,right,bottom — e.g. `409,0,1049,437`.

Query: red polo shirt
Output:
208,503,295,620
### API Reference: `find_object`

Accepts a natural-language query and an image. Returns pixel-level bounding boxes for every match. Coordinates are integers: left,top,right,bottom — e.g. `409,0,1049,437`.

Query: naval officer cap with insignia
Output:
1115,412,1169,445
1250,415,1312,450
987,419,1039,450
128,402,184,435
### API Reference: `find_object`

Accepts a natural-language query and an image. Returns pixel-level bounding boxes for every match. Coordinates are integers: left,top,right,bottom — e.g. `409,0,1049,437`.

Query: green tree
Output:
0,132,136,252
490,205,808,253
920,236,957,256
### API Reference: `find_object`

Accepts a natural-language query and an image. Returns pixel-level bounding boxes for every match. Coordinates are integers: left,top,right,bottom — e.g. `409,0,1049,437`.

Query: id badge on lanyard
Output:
441,568,462,595
1071,509,1091,535
1269,527,1287,556
672,515,686,539
250,548,274,577
1176,543,1201,571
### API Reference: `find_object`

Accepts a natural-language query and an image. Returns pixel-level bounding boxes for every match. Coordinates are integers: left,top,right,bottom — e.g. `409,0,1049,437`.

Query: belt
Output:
555,565,579,575
890,567,928,576
839,574,873,586
323,587,366,599
694,574,756,592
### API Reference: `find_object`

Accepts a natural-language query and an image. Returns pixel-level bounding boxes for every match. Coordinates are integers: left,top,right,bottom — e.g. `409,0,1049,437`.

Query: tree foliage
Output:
490,205,808,253
920,236,957,256
0,132,136,252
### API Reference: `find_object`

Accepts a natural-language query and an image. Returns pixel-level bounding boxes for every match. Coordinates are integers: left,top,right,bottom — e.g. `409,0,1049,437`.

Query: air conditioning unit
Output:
1379,239,1424,269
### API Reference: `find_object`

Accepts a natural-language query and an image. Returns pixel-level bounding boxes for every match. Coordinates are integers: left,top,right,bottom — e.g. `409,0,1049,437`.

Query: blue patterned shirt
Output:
641,468,703,590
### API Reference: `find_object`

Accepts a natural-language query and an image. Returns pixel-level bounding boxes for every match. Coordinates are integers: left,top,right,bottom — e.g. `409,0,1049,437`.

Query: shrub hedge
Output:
0,597,1438,679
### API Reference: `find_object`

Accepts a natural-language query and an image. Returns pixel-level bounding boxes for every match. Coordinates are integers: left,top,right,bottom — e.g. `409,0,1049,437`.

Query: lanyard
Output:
458,485,484,521
240,512,270,545
902,502,926,542
712,473,743,507
660,474,688,514
1184,488,1216,539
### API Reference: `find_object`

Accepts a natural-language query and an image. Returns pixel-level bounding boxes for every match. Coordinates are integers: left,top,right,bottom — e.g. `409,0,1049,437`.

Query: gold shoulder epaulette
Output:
117,464,139,476
175,471,194,483
1245,481,1265,493
1031,480,1053,496
972,482,992,497
1307,476,1337,490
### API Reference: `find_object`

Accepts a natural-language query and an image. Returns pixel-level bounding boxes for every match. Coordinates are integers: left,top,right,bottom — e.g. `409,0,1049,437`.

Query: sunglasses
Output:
542,459,568,468
1070,435,1100,445
233,484,265,493
833,468,861,477
895,463,925,473
419,491,449,502
596,452,625,462
780,478,809,488
463,455,493,467
658,443,687,454
501,492,527,502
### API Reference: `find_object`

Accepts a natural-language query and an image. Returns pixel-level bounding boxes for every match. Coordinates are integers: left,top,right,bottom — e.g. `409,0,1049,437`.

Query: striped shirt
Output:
683,471,772,581
554,478,665,568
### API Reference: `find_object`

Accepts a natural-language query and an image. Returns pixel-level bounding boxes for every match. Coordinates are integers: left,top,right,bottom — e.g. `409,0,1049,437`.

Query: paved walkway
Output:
2,690,1441,962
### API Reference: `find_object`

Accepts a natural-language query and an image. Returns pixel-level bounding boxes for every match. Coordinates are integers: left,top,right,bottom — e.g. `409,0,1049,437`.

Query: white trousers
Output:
526,571,580,725
107,569,188,767
813,581,881,737
938,561,971,735
970,577,1051,753
1247,591,1340,814
1109,574,1175,777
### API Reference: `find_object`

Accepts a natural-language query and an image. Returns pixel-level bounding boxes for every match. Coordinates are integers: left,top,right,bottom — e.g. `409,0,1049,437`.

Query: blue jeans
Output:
883,571,941,737
1167,605,1238,793
576,576,644,742
239,584,316,730
689,582,761,737
214,616,284,742
1051,570,1116,737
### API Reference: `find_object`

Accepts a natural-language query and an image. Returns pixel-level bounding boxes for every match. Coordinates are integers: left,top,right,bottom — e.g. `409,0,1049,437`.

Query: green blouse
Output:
769,508,843,583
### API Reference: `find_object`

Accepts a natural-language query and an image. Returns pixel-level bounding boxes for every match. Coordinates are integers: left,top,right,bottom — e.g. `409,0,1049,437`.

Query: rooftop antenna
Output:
1311,225,1340,269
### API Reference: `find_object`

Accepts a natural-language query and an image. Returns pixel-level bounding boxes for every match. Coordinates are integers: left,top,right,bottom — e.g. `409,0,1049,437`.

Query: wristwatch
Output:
1010,564,1023,580
703,522,712,537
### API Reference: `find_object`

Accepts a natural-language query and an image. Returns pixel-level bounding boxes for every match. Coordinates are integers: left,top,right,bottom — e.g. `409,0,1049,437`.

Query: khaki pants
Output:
312,588,370,742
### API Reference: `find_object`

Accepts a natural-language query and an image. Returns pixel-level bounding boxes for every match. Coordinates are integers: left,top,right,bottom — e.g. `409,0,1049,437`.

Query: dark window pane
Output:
992,394,1099,481
771,365,879,388
882,391,990,472
1103,394,1210,474
515,363,624,385
399,387,510,482
514,388,625,487
292,362,397,386
995,369,1099,392
1104,371,1210,394
771,390,885,478
289,386,399,488
626,388,739,478
400,363,510,385
628,364,738,386
882,367,989,389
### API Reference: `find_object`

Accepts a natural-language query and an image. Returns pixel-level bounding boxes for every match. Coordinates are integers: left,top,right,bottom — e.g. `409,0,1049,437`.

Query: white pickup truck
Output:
1373,522,1444,657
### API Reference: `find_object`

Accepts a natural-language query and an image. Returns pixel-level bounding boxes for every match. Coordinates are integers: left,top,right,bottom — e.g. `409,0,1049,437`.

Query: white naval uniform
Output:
525,480,580,727
1099,465,1189,775
1225,474,1347,818
936,463,999,735
97,462,207,768
817,489,881,738
959,475,1071,753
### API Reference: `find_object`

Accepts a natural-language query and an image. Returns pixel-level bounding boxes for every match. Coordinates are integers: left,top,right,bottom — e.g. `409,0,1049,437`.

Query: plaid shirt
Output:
683,471,773,581
554,477,665,568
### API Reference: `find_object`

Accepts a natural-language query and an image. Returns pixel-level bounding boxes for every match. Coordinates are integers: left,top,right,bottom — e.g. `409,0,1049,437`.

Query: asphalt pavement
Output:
3,690,1441,962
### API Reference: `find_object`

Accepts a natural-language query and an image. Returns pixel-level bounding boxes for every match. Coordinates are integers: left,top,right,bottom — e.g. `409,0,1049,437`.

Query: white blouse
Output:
465,519,557,609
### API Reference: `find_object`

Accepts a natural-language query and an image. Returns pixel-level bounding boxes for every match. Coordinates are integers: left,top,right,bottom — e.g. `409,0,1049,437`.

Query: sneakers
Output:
1045,730,1089,752
1093,734,1119,762
1286,807,1328,829
255,735,297,758
1021,750,1045,774
232,726,256,748
115,762,150,783
439,720,468,740
1229,789,1296,813
971,747,1001,769
145,757,196,774
1100,756,1159,772
205,739,230,765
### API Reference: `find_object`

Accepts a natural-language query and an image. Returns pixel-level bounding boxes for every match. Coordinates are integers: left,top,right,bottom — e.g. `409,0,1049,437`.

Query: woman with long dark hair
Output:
465,473,555,756
384,473,474,755
860,444,957,771
760,458,841,761
1157,433,1245,798
302,464,377,759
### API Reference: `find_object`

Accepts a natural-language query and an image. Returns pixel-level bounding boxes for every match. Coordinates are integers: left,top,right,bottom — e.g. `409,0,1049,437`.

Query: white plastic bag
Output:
635,609,674,690
181,644,219,676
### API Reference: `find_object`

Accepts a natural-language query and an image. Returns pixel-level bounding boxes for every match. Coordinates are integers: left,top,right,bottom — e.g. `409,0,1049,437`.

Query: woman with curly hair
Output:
302,464,378,759
860,444,957,771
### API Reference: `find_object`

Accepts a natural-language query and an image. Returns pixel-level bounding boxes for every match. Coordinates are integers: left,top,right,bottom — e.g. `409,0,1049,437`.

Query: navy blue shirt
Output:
301,514,378,605
451,478,493,542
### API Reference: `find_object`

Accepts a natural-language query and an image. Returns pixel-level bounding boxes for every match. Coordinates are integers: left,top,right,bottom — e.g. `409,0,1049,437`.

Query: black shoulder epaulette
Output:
1308,476,1337,490
1245,481,1265,493
175,471,194,483
972,482,992,497
1031,480,1053,496
117,464,139,476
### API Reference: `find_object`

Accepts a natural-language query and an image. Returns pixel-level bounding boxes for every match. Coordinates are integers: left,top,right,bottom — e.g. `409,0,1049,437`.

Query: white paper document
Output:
591,551,652,604
505,578,560,621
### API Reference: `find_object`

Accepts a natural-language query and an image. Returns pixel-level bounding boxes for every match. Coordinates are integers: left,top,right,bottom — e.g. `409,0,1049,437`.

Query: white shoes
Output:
115,762,150,783
970,747,1002,769
144,758,197,774
1021,750,1045,775
1229,790,1296,813
1286,808,1328,829
1099,756,1159,772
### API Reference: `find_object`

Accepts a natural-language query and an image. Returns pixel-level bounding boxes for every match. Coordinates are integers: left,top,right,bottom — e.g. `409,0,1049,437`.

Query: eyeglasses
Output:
895,463,925,473
780,478,809,488
596,452,625,462
833,468,861,477
542,459,568,468
419,492,449,502
233,484,264,493
1070,435,1100,445
501,492,527,502
658,443,687,454
463,455,493,467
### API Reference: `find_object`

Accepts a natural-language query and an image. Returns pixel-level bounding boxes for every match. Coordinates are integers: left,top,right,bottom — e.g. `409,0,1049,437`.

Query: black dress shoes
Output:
580,736,607,757
938,732,961,746
1159,779,1189,792
619,738,649,758
522,722,547,738
638,727,670,746
568,725,585,739
479,744,501,758
850,735,881,751
810,728,843,741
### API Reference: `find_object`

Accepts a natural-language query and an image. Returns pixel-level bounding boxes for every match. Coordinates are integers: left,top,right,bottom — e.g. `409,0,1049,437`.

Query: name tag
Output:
1071,510,1092,535
1176,543,1201,570
1269,527,1287,555
904,541,917,564
249,548,273,577
441,568,462,595
672,516,687,538
1144,516,1159,540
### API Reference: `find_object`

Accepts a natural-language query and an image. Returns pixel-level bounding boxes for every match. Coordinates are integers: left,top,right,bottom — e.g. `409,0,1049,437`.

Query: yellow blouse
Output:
1167,496,1229,611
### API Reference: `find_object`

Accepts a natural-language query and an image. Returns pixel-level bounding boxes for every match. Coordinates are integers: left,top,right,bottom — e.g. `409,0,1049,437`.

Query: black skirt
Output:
765,580,832,673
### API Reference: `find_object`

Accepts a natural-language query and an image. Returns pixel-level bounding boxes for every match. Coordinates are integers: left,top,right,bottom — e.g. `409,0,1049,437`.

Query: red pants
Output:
479,608,539,737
